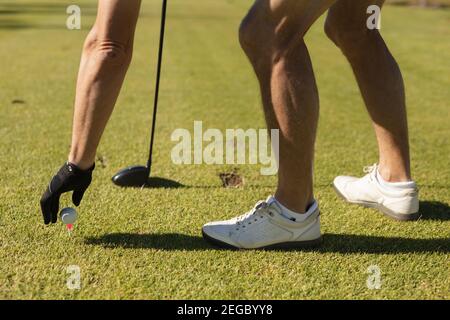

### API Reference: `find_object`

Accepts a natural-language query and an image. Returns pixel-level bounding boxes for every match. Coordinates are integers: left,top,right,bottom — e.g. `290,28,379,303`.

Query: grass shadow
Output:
318,233,449,254
86,233,210,251
85,233,450,254
144,177,185,189
112,175,185,189
419,201,450,221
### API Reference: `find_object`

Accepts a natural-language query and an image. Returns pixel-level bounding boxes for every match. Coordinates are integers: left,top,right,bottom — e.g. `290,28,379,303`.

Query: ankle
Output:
274,190,313,214
377,165,411,183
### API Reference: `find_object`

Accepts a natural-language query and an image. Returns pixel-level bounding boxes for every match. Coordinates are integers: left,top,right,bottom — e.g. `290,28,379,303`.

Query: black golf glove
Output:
40,162,95,224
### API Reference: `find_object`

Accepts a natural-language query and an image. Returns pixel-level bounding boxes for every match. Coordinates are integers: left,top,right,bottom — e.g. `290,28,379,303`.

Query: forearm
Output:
68,0,142,170
69,37,131,169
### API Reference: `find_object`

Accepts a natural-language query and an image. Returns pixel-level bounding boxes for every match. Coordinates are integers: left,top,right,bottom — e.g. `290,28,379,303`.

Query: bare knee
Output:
324,15,341,47
239,8,272,68
83,29,133,69
238,12,256,60
239,5,306,72
325,11,381,54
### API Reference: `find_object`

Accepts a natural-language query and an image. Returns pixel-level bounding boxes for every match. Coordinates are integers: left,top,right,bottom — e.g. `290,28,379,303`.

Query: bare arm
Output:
69,0,142,169
40,1,142,224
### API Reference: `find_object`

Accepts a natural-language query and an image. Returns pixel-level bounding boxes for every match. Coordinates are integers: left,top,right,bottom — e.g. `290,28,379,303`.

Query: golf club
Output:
112,0,168,188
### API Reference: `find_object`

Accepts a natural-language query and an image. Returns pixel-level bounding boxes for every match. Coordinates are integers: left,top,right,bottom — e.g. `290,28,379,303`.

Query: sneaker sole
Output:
202,229,323,250
333,183,420,222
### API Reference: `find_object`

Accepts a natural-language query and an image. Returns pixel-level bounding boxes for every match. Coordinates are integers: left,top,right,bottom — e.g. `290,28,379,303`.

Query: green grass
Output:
0,0,449,300
388,0,450,6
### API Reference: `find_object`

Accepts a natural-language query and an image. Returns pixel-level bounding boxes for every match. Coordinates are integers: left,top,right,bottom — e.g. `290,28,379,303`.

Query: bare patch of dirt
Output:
219,170,244,188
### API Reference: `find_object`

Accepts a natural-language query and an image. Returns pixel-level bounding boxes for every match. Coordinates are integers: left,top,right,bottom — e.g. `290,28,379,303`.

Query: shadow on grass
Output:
419,201,450,221
85,233,450,254
115,178,273,190
141,177,185,189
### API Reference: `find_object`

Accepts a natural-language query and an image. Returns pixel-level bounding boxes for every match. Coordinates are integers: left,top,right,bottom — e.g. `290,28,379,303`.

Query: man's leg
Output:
202,0,336,249
326,1,419,220
69,0,142,169
325,0,411,182
240,0,336,213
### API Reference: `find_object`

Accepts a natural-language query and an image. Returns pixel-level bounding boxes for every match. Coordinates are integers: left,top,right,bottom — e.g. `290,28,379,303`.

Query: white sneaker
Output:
333,164,420,221
202,197,322,249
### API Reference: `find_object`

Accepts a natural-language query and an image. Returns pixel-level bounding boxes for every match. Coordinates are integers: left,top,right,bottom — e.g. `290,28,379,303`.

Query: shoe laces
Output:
363,163,378,174
363,164,378,181
236,201,271,225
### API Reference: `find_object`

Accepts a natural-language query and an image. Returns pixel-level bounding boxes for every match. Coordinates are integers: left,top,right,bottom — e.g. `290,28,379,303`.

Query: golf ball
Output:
60,207,78,225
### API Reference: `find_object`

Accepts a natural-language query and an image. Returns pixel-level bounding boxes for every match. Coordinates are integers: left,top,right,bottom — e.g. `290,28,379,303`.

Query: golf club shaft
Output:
147,0,168,171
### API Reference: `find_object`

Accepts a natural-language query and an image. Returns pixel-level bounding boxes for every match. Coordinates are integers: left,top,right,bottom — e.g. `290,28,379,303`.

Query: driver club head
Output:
112,165,150,187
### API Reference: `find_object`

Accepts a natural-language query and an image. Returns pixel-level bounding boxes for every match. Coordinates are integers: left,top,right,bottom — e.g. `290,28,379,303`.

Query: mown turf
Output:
0,0,449,300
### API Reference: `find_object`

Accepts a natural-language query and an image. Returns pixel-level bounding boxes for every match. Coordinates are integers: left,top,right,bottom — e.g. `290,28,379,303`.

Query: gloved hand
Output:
40,162,95,224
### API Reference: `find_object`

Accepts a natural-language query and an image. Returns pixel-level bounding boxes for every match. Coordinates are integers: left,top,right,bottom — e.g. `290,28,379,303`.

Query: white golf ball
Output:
60,207,78,225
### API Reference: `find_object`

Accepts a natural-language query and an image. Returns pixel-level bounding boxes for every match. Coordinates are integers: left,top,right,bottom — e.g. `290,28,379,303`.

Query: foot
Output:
333,164,419,221
202,196,322,249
